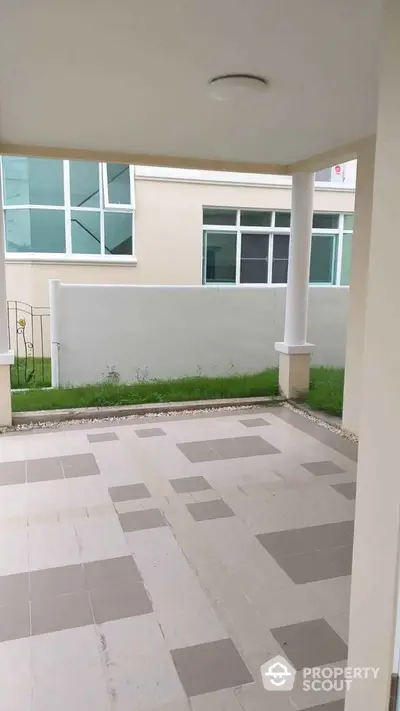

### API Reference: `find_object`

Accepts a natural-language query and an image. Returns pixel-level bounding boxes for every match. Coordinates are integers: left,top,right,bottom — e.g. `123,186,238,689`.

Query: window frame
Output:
101,163,136,210
202,207,352,287
1,158,136,262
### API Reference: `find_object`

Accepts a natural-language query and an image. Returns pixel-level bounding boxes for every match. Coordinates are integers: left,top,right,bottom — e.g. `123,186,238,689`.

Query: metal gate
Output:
7,301,50,389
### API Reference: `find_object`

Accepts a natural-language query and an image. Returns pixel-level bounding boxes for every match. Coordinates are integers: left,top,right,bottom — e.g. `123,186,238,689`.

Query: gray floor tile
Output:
135,428,166,438
302,461,346,477
84,556,142,589
257,521,354,558
331,483,357,500
30,564,86,599
119,508,167,532
31,591,93,635
177,436,280,463
302,700,345,711
61,453,100,478
239,418,271,427
271,618,348,670
27,457,63,483
187,500,235,522
87,432,118,443
90,581,152,623
0,572,29,605
171,638,253,697
0,460,26,486
109,483,151,502
170,476,212,493
275,546,353,584
0,602,30,642
272,407,358,462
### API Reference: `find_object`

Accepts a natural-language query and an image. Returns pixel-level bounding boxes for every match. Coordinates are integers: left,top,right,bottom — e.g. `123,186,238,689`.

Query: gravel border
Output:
0,404,266,435
283,401,358,443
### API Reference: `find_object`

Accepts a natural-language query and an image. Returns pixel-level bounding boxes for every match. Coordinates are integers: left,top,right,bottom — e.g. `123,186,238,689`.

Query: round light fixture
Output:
208,74,269,101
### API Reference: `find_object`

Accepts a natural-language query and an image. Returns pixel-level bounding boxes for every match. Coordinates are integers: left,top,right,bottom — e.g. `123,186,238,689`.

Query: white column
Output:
345,1,400,709
342,138,376,435
0,181,14,427
275,171,314,397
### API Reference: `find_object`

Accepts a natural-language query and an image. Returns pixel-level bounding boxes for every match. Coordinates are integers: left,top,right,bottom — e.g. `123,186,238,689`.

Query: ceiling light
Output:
208,74,269,101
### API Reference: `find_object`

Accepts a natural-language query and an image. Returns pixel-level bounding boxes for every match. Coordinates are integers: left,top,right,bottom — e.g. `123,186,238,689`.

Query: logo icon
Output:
261,655,296,691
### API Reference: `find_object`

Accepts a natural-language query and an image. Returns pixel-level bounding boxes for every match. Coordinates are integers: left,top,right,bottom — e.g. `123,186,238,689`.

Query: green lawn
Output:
12,369,280,412
11,364,346,417
11,357,51,390
303,367,344,417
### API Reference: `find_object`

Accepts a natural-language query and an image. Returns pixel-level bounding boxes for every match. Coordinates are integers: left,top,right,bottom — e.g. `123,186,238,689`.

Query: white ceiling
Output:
0,0,382,168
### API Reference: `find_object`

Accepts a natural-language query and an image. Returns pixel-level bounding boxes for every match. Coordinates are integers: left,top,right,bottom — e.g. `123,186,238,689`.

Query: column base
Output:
275,343,313,398
0,351,14,427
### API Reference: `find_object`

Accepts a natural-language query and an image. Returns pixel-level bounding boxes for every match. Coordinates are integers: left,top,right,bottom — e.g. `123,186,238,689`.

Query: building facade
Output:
1,156,356,307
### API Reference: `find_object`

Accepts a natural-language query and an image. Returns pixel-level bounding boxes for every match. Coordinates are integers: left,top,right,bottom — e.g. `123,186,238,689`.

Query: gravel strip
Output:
0,405,257,436
283,402,359,443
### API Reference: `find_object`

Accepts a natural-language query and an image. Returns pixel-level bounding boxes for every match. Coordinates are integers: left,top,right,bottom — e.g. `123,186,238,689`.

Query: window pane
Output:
309,234,337,283
104,212,133,255
70,161,100,208
3,156,64,206
312,213,339,229
343,214,354,230
272,260,288,283
315,168,332,182
203,208,236,226
241,233,269,259
106,164,131,204
275,211,291,228
340,234,352,285
71,211,101,254
5,209,65,253
273,234,290,259
204,231,236,283
240,259,268,283
240,210,271,227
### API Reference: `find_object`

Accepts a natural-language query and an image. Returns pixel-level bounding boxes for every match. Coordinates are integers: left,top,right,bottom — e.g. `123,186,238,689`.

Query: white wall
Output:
54,284,348,386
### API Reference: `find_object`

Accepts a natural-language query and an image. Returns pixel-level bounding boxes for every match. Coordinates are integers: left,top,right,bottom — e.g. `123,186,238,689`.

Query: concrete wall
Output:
54,284,348,386
5,176,355,307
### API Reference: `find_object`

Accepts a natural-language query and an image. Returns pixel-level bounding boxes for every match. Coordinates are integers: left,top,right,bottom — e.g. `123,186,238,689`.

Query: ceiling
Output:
0,0,383,170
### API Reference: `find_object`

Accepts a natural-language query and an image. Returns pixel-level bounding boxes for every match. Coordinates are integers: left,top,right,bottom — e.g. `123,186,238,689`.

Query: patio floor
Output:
0,406,357,711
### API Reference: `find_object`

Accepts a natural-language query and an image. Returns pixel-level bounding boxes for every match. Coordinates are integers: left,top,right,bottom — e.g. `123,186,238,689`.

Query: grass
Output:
11,357,51,390
302,367,344,418
10,363,346,417
12,369,280,412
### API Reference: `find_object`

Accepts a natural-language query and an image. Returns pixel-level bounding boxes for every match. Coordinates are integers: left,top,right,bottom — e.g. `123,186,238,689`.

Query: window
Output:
272,234,290,283
240,210,271,227
340,234,352,285
5,209,65,253
203,208,236,226
203,231,236,283
312,213,339,229
309,234,337,284
315,168,332,182
1,156,135,259
240,233,269,283
202,208,353,286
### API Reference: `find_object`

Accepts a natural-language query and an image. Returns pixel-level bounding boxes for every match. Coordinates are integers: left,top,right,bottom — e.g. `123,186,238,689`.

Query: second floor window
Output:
1,157,135,258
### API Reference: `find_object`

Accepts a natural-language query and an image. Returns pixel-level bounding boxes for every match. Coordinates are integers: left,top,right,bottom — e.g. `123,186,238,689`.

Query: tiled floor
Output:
0,405,357,711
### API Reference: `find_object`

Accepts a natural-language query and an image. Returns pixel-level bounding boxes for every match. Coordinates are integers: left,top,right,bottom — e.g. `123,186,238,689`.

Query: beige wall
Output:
5,177,355,307
342,140,374,434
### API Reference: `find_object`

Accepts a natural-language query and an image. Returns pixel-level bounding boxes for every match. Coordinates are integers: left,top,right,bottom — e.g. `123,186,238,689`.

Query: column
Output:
275,171,314,397
0,188,13,427
345,1,400,709
342,138,376,435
